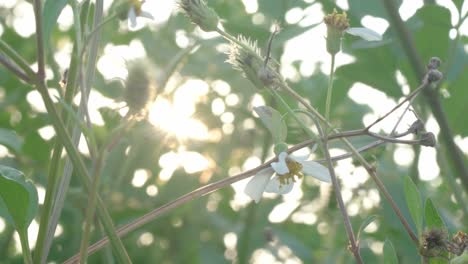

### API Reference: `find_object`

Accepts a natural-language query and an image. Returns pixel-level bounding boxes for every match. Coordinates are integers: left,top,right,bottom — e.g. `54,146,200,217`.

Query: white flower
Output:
244,152,331,203
128,5,154,29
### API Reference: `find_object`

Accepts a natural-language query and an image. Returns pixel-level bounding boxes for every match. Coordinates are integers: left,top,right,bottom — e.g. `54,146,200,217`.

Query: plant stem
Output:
79,149,106,263
18,229,33,264
382,0,468,192
30,0,131,261
0,54,31,83
34,39,83,263
0,39,36,79
317,123,363,263
32,0,45,79
62,125,420,262
325,54,336,121
282,82,420,245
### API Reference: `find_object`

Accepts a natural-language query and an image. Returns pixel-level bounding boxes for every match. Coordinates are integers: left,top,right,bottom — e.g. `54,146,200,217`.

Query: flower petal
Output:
271,152,289,175
299,160,331,183
265,175,294,194
346,27,382,41
244,167,274,203
139,11,154,20
128,7,137,28
289,154,308,163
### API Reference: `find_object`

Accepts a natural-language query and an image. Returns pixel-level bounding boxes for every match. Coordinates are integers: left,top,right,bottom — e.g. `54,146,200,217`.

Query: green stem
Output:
18,229,33,264
29,6,132,263
0,39,36,79
79,148,107,263
32,0,46,79
325,54,336,121
35,42,82,263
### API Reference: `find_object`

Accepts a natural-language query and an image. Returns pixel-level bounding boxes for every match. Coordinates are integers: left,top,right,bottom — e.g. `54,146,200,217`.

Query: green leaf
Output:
383,239,399,264
0,165,38,231
43,0,69,41
0,128,23,154
424,199,449,264
403,176,423,235
424,198,446,230
253,106,287,143
357,215,378,241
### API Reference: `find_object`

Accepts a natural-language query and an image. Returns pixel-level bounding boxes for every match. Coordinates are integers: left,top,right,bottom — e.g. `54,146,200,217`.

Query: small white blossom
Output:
244,152,331,203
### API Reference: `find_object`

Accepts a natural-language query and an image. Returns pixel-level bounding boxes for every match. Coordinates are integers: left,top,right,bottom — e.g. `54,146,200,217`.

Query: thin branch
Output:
63,126,421,263
312,113,363,263
32,0,46,79
0,54,31,83
382,0,468,191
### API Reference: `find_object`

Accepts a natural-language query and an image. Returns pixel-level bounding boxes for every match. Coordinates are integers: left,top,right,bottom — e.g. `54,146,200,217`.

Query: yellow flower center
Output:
277,160,303,185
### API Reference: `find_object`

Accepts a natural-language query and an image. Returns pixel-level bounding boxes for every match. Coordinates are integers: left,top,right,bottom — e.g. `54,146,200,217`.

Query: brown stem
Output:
382,0,468,192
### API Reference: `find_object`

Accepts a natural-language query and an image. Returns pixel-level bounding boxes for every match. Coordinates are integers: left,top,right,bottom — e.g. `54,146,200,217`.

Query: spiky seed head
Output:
420,228,448,257
227,36,282,89
125,60,156,114
179,0,219,32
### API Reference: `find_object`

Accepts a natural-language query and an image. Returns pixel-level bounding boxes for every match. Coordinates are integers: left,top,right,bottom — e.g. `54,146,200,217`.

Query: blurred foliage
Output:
0,0,467,263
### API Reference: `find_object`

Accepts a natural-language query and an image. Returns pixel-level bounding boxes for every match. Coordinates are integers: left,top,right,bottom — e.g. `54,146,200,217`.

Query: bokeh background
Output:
0,0,467,263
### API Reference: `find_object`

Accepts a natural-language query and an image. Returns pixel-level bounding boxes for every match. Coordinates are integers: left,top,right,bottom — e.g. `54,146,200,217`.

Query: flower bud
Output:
324,9,349,55
274,142,288,156
125,60,156,114
427,57,441,70
408,120,425,135
420,132,436,147
179,0,219,32
427,69,443,83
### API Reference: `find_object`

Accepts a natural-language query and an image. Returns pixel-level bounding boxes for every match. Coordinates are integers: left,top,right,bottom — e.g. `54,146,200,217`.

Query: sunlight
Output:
0,217,5,233
149,79,210,140
12,1,35,38
132,169,150,188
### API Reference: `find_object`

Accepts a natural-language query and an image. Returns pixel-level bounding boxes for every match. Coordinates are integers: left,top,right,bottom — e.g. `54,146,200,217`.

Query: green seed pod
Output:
125,60,156,114
227,36,283,90
179,0,220,32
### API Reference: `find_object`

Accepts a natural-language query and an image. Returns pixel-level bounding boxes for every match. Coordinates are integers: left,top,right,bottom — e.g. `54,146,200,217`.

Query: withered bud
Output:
264,227,275,243
125,60,156,114
427,69,443,83
447,231,468,256
179,0,219,32
408,120,425,135
420,132,436,147
427,57,441,70
420,228,448,257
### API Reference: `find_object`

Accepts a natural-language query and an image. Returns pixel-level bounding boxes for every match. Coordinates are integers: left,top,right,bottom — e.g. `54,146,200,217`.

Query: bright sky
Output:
0,0,467,260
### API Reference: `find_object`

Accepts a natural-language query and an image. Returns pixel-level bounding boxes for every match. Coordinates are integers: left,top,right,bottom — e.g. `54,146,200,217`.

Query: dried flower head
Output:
324,9,350,31
179,0,220,32
447,231,468,256
125,60,156,115
420,228,448,257
324,9,350,55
